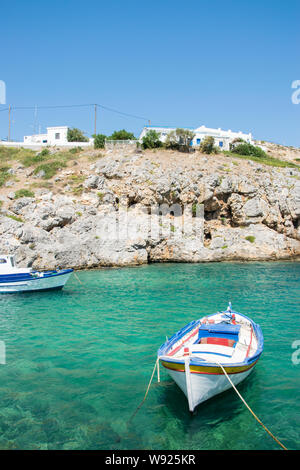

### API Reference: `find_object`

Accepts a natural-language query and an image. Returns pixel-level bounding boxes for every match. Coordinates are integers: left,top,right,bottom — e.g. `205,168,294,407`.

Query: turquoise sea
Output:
0,262,299,450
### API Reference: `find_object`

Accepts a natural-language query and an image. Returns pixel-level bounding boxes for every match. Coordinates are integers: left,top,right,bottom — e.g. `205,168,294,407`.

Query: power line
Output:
1,102,149,121
11,103,94,110
0,102,150,141
96,103,149,121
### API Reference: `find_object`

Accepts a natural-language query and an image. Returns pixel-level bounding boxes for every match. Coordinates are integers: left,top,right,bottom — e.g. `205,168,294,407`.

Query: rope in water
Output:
74,272,83,285
127,358,159,426
216,361,288,450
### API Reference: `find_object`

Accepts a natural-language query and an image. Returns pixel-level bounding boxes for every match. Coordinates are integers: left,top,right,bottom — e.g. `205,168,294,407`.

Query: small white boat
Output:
157,303,263,412
0,254,73,293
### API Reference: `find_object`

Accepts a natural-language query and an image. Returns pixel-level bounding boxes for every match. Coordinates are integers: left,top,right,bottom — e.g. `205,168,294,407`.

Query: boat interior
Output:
167,312,258,364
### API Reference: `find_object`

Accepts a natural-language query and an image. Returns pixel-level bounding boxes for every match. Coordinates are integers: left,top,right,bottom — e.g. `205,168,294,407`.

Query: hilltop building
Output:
24,126,72,145
139,125,253,150
0,126,93,149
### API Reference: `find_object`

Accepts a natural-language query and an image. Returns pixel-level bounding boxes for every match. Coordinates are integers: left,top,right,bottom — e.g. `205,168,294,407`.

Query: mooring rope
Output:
74,272,83,285
127,358,159,426
215,361,288,450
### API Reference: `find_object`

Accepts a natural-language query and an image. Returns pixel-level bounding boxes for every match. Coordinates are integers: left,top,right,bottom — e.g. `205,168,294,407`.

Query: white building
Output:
1,123,93,149
24,126,71,145
0,125,94,149
139,125,253,151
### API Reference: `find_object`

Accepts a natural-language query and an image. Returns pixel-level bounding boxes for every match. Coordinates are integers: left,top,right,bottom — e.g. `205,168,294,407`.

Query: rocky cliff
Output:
1,143,300,269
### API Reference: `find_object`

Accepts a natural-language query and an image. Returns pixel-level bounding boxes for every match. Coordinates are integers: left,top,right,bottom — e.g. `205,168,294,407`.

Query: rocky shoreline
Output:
1,144,300,270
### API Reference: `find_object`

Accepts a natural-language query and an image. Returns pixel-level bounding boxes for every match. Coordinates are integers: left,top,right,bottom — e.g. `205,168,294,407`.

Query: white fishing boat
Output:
0,254,73,293
157,303,263,412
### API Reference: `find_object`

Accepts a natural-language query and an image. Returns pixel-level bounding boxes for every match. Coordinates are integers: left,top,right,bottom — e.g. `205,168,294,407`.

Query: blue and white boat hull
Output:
0,269,73,293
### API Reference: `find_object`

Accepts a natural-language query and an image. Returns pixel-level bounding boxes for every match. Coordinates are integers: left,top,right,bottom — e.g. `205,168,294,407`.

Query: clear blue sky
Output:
0,0,299,146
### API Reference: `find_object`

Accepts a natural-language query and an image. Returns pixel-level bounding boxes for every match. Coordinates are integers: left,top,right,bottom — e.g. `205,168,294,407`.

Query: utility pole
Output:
94,104,97,136
8,105,11,141
34,104,38,135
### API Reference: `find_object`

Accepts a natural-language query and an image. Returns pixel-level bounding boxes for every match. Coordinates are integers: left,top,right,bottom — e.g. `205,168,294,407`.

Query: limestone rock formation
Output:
1,146,300,269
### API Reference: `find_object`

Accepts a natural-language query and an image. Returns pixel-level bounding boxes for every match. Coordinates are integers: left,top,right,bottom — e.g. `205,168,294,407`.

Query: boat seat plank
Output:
190,344,235,357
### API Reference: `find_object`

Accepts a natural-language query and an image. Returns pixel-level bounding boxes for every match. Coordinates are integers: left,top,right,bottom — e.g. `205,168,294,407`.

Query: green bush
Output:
93,134,106,149
109,129,136,140
14,189,35,199
67,128,89,142
165,128,195,152
231,143,266,158
229,138,245,150
142,130,163,149
199,136,218,154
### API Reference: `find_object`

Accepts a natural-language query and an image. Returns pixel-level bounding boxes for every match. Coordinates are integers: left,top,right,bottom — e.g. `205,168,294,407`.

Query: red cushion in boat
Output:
200,337,235,347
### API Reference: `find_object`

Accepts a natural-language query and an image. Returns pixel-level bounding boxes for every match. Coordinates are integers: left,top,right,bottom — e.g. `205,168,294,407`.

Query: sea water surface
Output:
0,262,299,450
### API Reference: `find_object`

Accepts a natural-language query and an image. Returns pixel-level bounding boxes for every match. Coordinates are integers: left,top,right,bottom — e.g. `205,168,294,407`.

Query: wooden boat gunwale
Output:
158,309,264,374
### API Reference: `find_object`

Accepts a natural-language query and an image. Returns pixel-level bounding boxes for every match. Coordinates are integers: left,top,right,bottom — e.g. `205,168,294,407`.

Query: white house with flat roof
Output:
0,125,96,149
139,125,253,150
24,126,69,145
0,125,93,149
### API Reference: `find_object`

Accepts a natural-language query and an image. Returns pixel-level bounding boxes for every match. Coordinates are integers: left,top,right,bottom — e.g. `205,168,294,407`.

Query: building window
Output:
55,133,60,140
219,141,223,147
196,138,201,145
